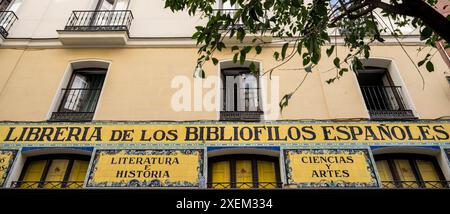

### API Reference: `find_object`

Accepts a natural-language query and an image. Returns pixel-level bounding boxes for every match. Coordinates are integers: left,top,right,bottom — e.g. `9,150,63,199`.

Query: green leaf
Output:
303,56,311,66
333,57,340,69
281,43,289,60
339,68,348,76
239,51,246,64
255,45,262,54
263,0,274,10
426,61,434,72
420,26,432,41
364,47,370,59
249,62,257,74
274,52,280,60
326,45,335,57
352,58,363,71
212,58,219,65
279,93,293,113
237,28,246,41
326,78,336,84
418,54,430,67
233,53,239,63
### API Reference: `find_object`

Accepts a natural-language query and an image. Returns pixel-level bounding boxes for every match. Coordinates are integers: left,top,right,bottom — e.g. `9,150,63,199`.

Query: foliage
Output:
164,0,449,112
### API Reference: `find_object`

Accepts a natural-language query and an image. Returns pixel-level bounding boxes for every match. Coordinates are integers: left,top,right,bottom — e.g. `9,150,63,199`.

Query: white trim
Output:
350,65,371,119
92,60,112,121
0,35,426,49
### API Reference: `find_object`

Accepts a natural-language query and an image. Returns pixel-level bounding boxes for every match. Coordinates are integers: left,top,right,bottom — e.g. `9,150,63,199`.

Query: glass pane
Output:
241,73,259,111
98,0,115,10
375,160,394,188
44,160,69,188
394,159,419,188
0,0,12,11
211,161,231,188
236,160,253,188
416,159,443,188
21,160,47,188
61,72,104,113
257,160,277,188
68,160,89,188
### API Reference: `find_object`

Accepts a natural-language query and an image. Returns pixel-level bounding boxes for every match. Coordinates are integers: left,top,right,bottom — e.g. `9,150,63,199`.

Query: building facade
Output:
0,0,450,190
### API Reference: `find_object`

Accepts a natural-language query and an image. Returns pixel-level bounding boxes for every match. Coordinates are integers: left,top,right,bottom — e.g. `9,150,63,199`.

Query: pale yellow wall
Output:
0,45,448,122
0,49,23,94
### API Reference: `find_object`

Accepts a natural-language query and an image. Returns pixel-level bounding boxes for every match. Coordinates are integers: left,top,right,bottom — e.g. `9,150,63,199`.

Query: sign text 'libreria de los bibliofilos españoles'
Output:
0,123,448,144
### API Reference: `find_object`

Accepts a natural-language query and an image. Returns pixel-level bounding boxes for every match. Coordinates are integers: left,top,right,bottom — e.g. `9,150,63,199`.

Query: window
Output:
15,155,90,188
214,0,245,29
220,68,262,121
375,154,447,188
95,0,129,10
50,68,106,121
356,66,415,120
208,155,281,189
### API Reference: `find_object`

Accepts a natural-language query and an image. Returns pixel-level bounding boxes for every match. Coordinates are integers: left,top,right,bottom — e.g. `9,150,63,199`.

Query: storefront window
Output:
16,155,90,188
375,154,447,188
208,155,280,189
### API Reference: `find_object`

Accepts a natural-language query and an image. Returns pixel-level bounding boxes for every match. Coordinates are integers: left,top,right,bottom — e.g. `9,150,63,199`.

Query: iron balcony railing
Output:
11,181,84,189
360,85,415,120
208,182,282,189
213,9,268,29
0,11,18,38
64,10,133,33
381,181,450,189
49,88,101,122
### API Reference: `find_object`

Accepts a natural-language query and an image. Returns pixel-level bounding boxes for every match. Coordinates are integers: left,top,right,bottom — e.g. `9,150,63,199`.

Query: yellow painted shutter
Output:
375,160,394,188
416,159,443,188
211,161,231,188
394,159,418,188
236,160,253,188
44,160,69,188
68,160,89,188
257,160,277,188
21,160,47,188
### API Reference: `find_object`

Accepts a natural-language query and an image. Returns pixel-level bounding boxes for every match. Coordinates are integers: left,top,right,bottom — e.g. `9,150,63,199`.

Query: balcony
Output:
208,182,282,189
0,11,18,39
57,10,134,46
381,181,450,189
11,181,84,189
360,86,416,120
49,88,101,122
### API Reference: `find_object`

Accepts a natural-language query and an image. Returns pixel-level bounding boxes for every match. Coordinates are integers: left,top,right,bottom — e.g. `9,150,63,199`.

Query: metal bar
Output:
64,10,134,31
12,181,84,189
381,181,450,189
360,86,414,120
